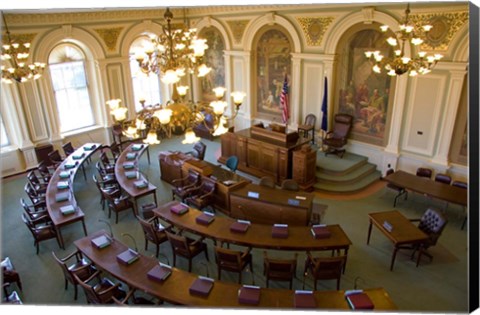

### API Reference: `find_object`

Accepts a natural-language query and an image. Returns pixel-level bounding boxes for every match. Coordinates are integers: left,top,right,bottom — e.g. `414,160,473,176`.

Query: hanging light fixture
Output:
133,7,211,84
1,12,45,84
365,4,443,77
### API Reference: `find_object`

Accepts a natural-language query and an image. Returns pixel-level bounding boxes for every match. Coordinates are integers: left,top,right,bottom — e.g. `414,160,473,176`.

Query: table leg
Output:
56,226,65,249
343,247,349,274
133,197,139,216
153,191,158,206
81,164,86,180
367,219,373,244
81,219,88,236
390,247,399,271
147,146,151,164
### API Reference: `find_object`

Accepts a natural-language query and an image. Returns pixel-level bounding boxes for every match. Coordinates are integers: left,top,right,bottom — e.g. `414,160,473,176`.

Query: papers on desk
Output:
91,234,111,249
272,224,289,239
238,285,260,305
294,290,316,308
196,212,215,226
64,162,77,169
56,181,69,190
222,180,237,186
310,224,331,239
189,276,214,297
170,203,188,215
72,152,85,160
83,143,96,151
383,220,393,232
116,248,139,265
55,192,70,202
126,152,137,160
230,220,250,233
147,263,172,282
123,162,135,169
345,290,374,310
125,171,137,179
59,171,71,179
60,204,76,215
134,180,148,189
131,144,144,151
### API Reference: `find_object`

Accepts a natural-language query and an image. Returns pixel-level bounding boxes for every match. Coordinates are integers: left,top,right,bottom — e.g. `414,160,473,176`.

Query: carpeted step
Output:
316,163,378,185
316,151,368,176
313,170,382,193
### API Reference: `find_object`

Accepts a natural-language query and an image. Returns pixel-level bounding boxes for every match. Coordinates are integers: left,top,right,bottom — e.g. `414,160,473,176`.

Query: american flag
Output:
280,74,289,124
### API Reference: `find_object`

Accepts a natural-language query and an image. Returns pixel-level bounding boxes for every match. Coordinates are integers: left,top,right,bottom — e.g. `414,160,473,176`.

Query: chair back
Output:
198,177,216,195
37,161,52,179
281,179,299,191
226,156,239,173
434,173,452,185
452,180,467,189
332,114,353,139
48,150,63,163
215,247,242,270
137,216,158,243
51,251,75,285
62,142,75,156
165,231,190,256
27,171,42,187
74,274,103,304
259,176,276,188
310,255,346,280
264,252,297,280
192,142,207,160
304,114,316,127
24,182,39,198
416,167,433,179
418,208,447,246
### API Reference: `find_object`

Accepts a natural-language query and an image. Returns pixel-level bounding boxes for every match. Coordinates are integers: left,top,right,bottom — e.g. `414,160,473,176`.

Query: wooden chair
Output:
22,213,60,254
100,151,116,173
185,177,216,212
95,161,117,185
304,252,346,290
186,141,207,160
37,161,54,182
416,167,433,179
93,174,120,210
103,189,135,224
48,149,64,167
24,182,47,211
165,230,209,272
171,169,201,202
298,113,316,144
52,250,96,300
410,208,448,267
20,198,49,222
259,176,276,188
2,257,22,292
323,113,353,158
27,170,48,194
263,251,297,289
62,142,75,156
434,173,452,185
280,179,299,191
452,181,468,229
385,169,408,207
214,246,253,284
137,216,169,258
74,270,126,304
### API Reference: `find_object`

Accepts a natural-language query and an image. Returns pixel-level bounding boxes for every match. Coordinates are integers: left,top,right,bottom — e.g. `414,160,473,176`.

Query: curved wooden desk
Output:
74,231,396,309
115,143,157,215
154,201,351,253
46,143,101,248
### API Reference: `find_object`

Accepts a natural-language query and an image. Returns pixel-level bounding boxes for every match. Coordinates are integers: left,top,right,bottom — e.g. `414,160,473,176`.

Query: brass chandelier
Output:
365,4,443,77
1,12,45,84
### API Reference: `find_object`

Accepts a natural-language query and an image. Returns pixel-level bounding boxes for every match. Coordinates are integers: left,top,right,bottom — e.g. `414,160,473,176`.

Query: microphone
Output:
98,219,114,239
157,253,171,266
122,233,138,253
302,270,308,290
354,276,365,290
200,261,210,278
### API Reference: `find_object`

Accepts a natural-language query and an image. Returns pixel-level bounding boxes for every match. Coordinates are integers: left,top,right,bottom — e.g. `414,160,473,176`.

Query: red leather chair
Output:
323,114,353,158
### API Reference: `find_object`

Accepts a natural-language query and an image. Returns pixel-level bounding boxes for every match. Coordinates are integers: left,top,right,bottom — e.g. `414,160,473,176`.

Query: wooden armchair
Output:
185,177,216,212
20,198,49,222
103,189,135,223
165,230,209,272
323,113,353,158
298,113,317,144
22,213,60,254
74,270,126,304
62,142,75,156
37,161,54,182
137,215,169,258
434,173,452,185
171,169,201,202
304,252,346,290
48,149,64,168
52,250,96,300
416,167,433,179
186,141,207,160
93,174,120,211
214,245,253,284
27,170,48,194
263,251,297,289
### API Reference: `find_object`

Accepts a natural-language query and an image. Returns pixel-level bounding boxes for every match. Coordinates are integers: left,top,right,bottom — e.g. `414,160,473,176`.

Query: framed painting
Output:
199,27,226,103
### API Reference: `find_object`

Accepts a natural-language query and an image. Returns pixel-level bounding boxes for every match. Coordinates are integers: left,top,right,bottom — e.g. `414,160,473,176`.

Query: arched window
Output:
253,26,292,121
129,36,162,112
48,44,95,133
0,115,9,147
199,27,225,102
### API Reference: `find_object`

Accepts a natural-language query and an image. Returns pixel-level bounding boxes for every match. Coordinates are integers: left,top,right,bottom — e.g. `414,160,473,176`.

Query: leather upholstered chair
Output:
259,176,276,188
24,182,46,210
137,216,169,258
410,208,448,267
22,213,59,254
171,169,201,202
281,179,300,191
193,111,216,141
20,198,49,222
52,250,96,300
263,251,297,289
304,252,346,290
27,171,48,195
165,230,209,272
416,167,433,179
323,114,353,158
452,181,468,230
74,271,126,304
215,246,253,284
48,149,64,168
385,169,408,207
225,155,239,173
434,173,452,185
186,142,207,160
103,189,135,224
62,142,75,156
185,177,216,212
93,174,120,210
37,161,54,182
298,113,316,144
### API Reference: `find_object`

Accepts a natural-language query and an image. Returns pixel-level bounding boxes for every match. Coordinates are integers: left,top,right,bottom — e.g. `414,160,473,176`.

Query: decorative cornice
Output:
226,20,249,44
410,11,468,51
296,17,334,46
93,27,124,52
2,33,37,44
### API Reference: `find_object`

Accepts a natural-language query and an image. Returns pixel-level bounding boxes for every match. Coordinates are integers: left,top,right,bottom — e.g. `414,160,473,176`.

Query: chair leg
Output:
155,245,159,258
188,259,192,272
74,284,78,300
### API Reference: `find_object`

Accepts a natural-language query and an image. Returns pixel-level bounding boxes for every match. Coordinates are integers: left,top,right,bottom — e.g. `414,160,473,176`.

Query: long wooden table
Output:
154,201,351,253
46,143,101,248
115,143,157,215
385,170,468,207
367,210,429,271
229,183,314,226
74,231,396,309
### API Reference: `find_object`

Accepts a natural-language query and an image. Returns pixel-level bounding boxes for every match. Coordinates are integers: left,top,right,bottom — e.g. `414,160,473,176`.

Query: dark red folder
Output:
311,225,331,239
345,292,374,310
170,203,188,215
189,277,214,297
147,264,172,282
116,249,139,265
238,285,261,305
230,221,250,233
294,290,316,308
196,212,215,225
271,224,288,238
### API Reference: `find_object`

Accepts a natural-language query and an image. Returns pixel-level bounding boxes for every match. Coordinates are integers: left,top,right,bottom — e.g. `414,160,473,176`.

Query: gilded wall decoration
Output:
94,27,124,51
227,20,249,44
4,33,37,45
410,11,468,51
296,17,334,46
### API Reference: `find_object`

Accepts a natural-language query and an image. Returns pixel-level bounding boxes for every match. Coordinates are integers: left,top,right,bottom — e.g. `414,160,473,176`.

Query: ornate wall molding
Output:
4,33,37,44
410,11,468,51
296,17,334,46
93,27,124,52
226,20,250,44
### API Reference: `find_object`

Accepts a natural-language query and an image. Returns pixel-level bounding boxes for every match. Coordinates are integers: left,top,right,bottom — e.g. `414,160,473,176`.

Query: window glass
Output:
0,115,9,147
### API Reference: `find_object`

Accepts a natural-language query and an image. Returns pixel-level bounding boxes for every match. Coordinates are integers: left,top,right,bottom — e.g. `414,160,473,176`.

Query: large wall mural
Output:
255,27,292,119
199,27,226,103
337,28,393,146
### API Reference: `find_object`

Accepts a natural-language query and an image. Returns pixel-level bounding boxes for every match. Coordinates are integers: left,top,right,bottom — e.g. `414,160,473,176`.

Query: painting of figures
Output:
199,27,226,102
